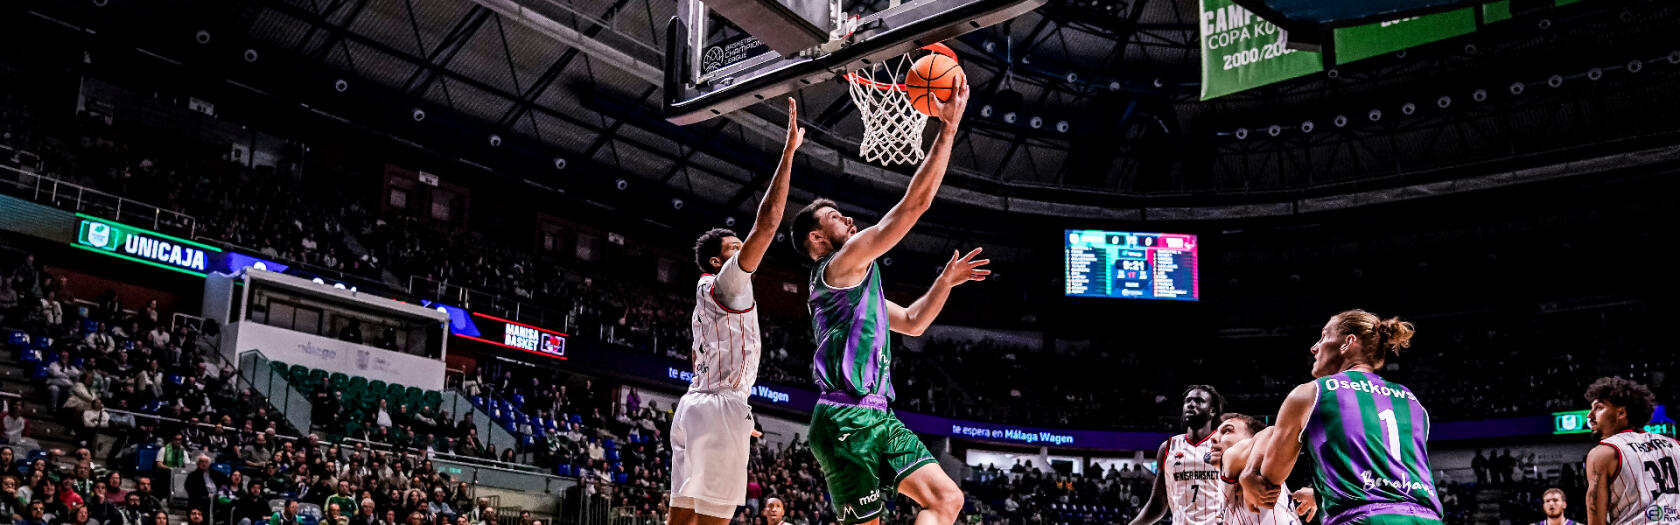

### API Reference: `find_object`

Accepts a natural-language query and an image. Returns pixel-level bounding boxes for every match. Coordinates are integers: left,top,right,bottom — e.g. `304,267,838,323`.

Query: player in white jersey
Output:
1582,376,1680,525
1130,385,1226,525
668,98,803,525
1209,413,1316,525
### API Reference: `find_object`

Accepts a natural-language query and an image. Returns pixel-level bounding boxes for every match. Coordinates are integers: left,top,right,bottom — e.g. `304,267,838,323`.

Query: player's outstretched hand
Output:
785,97,806,152
929,74,969,127
1240,471,1281,510
938,247,990,287
1291,487,1317,522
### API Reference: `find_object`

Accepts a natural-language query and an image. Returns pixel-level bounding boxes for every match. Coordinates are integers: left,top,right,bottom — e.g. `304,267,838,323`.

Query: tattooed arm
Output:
1584,443,1618,525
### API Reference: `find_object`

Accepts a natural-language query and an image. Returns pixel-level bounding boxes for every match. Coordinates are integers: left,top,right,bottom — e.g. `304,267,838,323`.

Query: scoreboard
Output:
1064,230,1199,301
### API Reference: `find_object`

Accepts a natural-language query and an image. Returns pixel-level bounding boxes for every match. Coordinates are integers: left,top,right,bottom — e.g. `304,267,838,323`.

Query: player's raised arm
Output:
826,76,969,281
884,248,988,336
1584,444,1617,525
1243,381,1315,508
1127,441,1172,525
735,98,804,274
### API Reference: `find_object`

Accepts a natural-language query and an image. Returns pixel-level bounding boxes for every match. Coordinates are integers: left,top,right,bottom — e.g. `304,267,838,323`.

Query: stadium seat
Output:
512,394,525,408
6,330,27,348
423,390,442,408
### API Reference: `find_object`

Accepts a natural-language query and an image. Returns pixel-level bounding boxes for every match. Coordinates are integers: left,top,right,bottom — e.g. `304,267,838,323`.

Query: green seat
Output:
404,386,422,402
270,361,288,374
330,372,349,389
423,391,443,408
349,376,368,392
386,383,406,400
369,380,387,394
289,365,309,384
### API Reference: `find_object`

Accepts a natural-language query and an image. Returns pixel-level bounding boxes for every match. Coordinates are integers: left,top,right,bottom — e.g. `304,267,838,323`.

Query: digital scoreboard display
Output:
1064,230,1199,301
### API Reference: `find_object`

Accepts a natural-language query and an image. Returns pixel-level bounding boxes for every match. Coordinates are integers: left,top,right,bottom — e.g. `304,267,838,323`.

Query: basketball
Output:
906,52,963,116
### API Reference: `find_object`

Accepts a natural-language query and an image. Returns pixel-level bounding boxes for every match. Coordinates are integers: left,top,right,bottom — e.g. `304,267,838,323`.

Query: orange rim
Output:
845,42,959,93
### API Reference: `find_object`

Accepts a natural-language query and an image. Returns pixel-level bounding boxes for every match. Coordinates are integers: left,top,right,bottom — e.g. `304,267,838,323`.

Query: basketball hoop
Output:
845,44,956,166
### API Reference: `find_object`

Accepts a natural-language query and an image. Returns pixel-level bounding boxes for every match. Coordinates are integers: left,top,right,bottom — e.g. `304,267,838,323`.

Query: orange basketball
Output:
905,52,962,117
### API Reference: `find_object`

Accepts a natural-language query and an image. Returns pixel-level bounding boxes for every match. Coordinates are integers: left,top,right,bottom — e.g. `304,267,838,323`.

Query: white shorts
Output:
668,390,753,517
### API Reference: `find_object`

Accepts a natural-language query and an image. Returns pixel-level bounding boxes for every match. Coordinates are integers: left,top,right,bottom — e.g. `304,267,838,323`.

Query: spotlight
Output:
411,108,426,122
671,198,684,210
1627,59,1643,73
488,134,502,147
334,79,349,93
1055,120,1070,133
983,41,996,53
1300,120,1315,133
1401,102,1416,115
1463,43,1478,55
553,157,567,170
1368,109,1382,122
194,30,211,44
1108,81,1121,92
1587,67,1603,81
92,0,108,6
1266,124,1281,137
1152,78,1164,88
980,105,994,118
1508,82,1525,95
1547,74,1563,88
882,257,894,266
615,179,628,191
1326,68,1340,79
1333,115,1349,128
1436,95,1452,109
1234,127,1249,140
1003,112,1018,124
724,217,737,227
1029,116,1043,129
1064,72,1078,83
243,49,259,63
1669,51,1680,65
1537,18,1551,30
1472,88,1488,102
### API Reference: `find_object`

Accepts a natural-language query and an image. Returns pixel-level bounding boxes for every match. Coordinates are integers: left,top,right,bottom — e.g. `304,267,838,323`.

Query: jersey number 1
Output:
1646,457,1680,500
1377,409,1401,457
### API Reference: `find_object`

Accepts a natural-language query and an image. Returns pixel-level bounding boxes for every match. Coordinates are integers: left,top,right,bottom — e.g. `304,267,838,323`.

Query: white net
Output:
846,55,930,166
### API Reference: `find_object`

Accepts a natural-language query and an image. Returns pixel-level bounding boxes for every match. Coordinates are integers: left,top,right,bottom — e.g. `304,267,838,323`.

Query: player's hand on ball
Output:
930,74,969,127
1290,487,1317,522
938,247,990,287
785,97,806,152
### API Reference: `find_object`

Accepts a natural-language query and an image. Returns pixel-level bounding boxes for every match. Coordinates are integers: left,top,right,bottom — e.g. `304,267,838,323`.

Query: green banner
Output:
73,214,221,277
1482,1,1513,23
1199,0,1324,100
1333,8,1477,65
1553,409,1676,436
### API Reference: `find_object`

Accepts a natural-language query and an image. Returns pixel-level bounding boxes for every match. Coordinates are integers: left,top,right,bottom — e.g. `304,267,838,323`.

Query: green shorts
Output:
808,397,936,525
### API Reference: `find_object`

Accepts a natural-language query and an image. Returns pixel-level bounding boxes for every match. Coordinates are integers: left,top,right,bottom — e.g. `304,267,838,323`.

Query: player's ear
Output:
709,256,723,272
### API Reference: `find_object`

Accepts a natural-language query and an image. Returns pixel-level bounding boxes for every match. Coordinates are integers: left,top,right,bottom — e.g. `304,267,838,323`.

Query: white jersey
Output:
1598,430,1680,525
1221,479,1301,525
1164,433,1224,525
688,255,761,395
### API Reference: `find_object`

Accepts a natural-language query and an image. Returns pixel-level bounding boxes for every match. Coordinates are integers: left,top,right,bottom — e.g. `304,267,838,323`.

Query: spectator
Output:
326,481,359,517
34,291,63,331
185,455,229,512
17,501,46,525
63,502,94,525
116,495,145,525
340,320,363,344
425,489,454,524
45,353,80,410
144,325,170,351
1472,450,1488,485
83,324,115,356
351,499,378,525
268,500,301,525
3,406,38,452
233,483,269,525
103,474,126,505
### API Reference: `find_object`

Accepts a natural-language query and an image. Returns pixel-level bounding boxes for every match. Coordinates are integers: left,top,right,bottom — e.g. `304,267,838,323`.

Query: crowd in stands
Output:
961,462,1152,525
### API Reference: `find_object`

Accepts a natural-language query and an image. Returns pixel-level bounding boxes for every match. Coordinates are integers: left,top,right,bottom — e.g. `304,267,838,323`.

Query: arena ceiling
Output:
12,0,1680,226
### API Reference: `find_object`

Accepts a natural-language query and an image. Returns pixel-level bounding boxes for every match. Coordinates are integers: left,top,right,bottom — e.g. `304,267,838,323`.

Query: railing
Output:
407,276,575,332
440,390,521,457
0,162,196,237
237,349,314,434
340,437,575,495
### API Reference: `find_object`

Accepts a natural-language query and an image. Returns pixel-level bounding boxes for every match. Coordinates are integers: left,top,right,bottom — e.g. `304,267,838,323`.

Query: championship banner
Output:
1332,8,1477,64
1199,0,1324,100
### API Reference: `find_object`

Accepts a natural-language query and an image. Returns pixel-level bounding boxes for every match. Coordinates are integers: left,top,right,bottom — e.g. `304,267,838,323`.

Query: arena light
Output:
243,49,259,63
1436,96,1452,109
1627,59,1643,73
333,283,347,290
1234,127,1249,140
671,198,684,210
1508,82,1525,95
411,108,426,122
724,217,737,227
1400,102,1416,116
1029,116,1043,129
488,134,503,147
1300,120,1315,133
1266,124,1281,137
1333,115,1349,128
615,178,628,191
1472,89,1488,102
1367,109,1382,122
552,157,567,170
194,30,211,44
1587,68,1603,81
1055,120,1069,133
334,79,349,93
1326,68,1340,79
311,278,326,285
1670,51,1680,65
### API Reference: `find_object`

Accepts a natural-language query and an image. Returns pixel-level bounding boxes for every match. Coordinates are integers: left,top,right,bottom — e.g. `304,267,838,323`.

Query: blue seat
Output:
604,439,615,450
614,472,628,483
544,418,558,430
7,330,27,347
81,319,99,335
21,349,40,363
212,463,233,477
135,444,159,472
570,414,582,424
32,336,51,350
512,394,526,408
521,436,535,447
71,357,85,369
471,396,484,407
167,374,184,386
30,365,47,379
605,450,619,462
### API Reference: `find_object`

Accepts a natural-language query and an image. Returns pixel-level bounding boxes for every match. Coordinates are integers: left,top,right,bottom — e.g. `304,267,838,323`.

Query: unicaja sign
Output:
73,215,221,277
